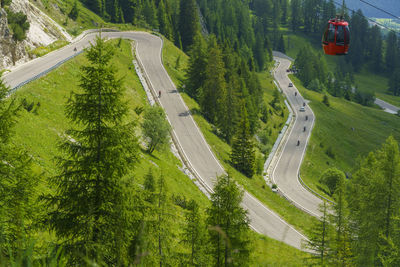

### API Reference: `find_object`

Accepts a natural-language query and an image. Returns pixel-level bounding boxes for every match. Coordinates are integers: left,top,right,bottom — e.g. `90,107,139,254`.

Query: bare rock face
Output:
0,0,72,70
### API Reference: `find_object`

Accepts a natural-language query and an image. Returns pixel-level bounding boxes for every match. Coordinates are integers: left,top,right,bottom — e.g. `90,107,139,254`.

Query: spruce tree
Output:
206,174,251,266
179,0,200,51
230,103,255,178
182,200,209,266
304,201,331,266
46,37,138,264
199,36,226,124
185,32,207,100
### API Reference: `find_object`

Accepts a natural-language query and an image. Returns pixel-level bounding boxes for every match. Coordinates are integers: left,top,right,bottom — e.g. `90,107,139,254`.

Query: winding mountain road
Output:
3,31,307,250
272,52,323,217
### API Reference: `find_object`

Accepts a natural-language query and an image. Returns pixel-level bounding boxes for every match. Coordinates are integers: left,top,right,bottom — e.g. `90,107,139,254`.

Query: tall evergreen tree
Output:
181,200,209,266
230,103,256,177
290,0,302,32
304,201,331,265
46,37,139,264
199,36,226,124
179,0,200,51
207,174,251,266
185,32,207,100
386,31,398,72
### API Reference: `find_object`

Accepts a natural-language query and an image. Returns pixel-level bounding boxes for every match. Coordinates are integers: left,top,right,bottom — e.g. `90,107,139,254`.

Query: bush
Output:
7,10,30,41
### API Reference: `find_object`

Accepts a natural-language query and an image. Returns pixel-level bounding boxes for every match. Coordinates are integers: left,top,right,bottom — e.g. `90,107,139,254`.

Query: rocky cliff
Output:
0,0,72,70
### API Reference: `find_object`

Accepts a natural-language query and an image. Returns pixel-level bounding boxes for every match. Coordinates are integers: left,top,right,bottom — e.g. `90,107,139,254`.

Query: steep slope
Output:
0,0,71,69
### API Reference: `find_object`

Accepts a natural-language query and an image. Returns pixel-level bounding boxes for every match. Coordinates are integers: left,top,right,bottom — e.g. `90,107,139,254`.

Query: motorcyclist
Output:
297,140,300,146
295,92,297,96
305,115,308,121
74,47,77,52
304,126,306,132
158,90,161,98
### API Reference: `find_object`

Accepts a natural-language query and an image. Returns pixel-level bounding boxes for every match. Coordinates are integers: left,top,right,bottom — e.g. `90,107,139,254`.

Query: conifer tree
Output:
46,37,139,264
179,0,199,51
206,174,251,266
182,200,208,266
0,74,37,261
304,201,331,266
199,36,226,124
185,32,207,100
230,103,255,177
158,0,173,40
329,173,352,265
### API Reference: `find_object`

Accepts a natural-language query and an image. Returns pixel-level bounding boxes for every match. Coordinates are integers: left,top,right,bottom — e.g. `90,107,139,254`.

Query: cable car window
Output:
323,26,329,43
327,23,335,43
336,25,345,45
344,25,350,45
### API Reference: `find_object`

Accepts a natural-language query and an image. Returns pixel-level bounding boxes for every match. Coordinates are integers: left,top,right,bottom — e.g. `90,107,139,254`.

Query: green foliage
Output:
0,0,11,8
68,0,79,20
45,37,139,264
141,105,171,154
179,0,199,51
319,168,345,196
303,201,331,266
323,94,330,107
230,103,256,178
347,136,400,266
182,200,209,266
206,174,251,266
6,10,30,41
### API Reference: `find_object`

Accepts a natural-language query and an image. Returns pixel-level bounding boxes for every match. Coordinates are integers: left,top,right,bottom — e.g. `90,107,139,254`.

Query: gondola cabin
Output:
322,18,350,55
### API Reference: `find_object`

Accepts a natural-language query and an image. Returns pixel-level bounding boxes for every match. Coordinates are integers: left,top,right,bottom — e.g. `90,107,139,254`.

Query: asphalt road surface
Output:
3,31,307,250
272,54,323,217
375,98,399,114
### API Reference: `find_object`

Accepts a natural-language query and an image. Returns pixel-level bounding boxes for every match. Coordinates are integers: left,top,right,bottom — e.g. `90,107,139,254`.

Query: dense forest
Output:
1,0,400,265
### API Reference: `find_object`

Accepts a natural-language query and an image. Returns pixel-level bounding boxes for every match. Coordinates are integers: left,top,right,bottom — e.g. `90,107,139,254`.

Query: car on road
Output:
299,107,305,112
288,82,293,87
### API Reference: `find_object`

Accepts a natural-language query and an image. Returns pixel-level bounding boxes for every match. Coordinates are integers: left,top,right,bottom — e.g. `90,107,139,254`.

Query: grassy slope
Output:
162,38,318,237
290,74,400,197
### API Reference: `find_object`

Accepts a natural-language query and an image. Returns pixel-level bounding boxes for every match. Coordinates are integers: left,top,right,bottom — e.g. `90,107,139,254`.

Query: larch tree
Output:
230,103,255,178
185,32,207,100
304,201,331,266
199,36,226,124
206,174,251,266
0,74,37,261
179,0,199,51
181,200,209,266
141,106,171,154
46,37,139,264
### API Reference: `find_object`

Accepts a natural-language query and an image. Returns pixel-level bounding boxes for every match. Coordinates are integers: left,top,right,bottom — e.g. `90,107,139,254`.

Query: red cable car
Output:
322,17,350,55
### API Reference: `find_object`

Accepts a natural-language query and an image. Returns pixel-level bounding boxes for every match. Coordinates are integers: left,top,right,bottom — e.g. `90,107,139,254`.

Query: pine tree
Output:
230,103,256,178
304,201,331,266
329,173,352,265
158,0,173,40
179,0,200,51
46,37,139,264
290,0,302,32
206,174,251,266
68,0,79,20
185,32,207,100
182,200,209,266
199,36,226,124
386,31,398,72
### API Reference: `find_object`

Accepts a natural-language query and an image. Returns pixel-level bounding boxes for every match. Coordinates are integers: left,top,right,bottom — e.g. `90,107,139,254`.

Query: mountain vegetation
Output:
2,0,400,265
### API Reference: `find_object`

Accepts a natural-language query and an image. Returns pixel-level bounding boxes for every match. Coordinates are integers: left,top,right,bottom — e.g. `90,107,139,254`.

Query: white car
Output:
299,107,305,112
